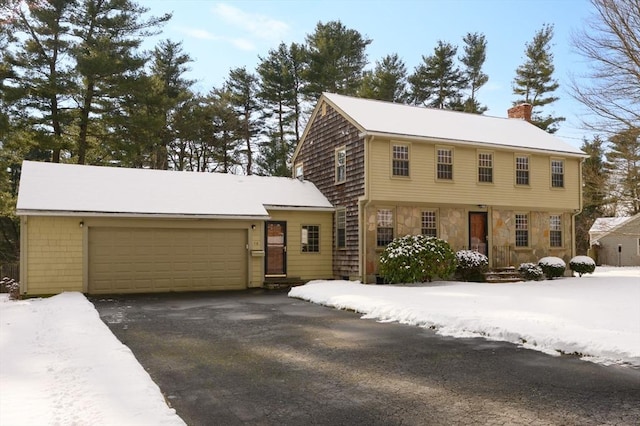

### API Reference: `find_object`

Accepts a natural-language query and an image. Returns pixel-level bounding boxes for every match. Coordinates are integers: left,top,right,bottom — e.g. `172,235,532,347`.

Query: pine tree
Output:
408,40,467,109
303,20,372,100
512,24,564,133
226,67,261,175
359,53,408,103
606,127,640,215
460,32,488,114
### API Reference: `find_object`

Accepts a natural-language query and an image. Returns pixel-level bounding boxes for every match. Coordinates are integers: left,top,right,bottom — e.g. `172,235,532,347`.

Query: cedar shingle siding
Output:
296,102,364,278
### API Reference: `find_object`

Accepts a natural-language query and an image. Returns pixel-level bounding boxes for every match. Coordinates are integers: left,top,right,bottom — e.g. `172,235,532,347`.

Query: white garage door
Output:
89,227,247,294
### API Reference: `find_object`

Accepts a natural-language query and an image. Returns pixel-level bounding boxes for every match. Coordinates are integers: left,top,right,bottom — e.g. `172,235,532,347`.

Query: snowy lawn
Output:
0,292,185,426
289,267,640,367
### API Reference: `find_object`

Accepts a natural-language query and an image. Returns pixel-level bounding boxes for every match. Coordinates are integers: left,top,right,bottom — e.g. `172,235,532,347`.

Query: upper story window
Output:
301,225,320,253
515,213,529,247
551,159,564,188
437,147,453,180
335,147,346,183
515,155,529,185
294,162,304,180
377,209,394,246
392,144,409,177
421,211,437,237
550,215,562,247
336,208,346,249
478,152,493,183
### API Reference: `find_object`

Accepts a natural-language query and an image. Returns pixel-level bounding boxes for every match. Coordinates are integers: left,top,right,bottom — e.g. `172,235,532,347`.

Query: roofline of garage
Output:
264,205,335,212
16,210,271,221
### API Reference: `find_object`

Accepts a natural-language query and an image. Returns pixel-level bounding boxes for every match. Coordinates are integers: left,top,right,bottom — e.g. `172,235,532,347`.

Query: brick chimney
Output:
508,103,532,122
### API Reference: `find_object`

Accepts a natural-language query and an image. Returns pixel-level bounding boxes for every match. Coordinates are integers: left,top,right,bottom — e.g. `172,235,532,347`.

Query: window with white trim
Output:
515,214,529,247
336,208,346,249
377,209,394,246
515,155,529,185
421,211,437,237
335,147,346,183
437,148,453,180
550,215,562,247
551,159,564,188
294,162,303,180
392,144,409,177
478,152,493,183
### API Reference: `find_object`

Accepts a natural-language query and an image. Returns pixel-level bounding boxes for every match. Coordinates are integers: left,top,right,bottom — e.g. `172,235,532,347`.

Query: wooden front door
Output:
265,221,287,276
469,212,488,256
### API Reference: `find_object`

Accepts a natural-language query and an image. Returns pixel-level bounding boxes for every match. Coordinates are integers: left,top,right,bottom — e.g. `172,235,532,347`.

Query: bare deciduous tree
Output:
571,0,640,133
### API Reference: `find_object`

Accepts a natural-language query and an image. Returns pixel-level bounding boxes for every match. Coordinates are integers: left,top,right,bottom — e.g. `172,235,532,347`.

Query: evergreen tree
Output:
460,32,488,114
226,67,261,175
512,24,564,133
256,43,297,176
606,127,640,215
303,20,372,100
575,136,609,253
359,53,408,103
408,40,467,109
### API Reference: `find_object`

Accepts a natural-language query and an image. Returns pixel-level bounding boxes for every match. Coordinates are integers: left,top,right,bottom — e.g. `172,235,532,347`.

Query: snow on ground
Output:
289,267,640,367
0,292,185,426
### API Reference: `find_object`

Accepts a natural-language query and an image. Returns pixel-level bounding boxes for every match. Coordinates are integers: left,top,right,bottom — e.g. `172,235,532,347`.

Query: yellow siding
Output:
24,216,83,295
267,210,333,280
368,138,581,210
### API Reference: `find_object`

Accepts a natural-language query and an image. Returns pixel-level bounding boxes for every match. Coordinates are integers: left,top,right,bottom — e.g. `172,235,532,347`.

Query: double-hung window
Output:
515,214,529,247
376,209,394,246
437,148,453,180
478,152,493,183
551,159,564,188
301,225,320,252
421,211,437,237
550,215,562,247
336,208,346,249
515,155,529,185
392,144,409,177
335,147,346,183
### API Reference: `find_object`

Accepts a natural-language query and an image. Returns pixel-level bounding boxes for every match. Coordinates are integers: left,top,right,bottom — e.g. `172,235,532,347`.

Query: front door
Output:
265,221,287,276
469,212,488,256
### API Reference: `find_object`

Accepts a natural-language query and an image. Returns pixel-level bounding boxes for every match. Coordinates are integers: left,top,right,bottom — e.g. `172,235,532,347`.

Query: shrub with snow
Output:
538,256,566,279
569,255,596,277
1,276,20,300
378,235,456,284
517,262,544,281
455,250,488,282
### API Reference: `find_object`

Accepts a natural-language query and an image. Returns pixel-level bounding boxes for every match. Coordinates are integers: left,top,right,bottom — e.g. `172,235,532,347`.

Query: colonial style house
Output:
292,93,587,283
589,214,640,266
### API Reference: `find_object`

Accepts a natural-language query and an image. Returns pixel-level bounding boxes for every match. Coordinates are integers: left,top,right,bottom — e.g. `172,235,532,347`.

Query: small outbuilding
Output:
16,161,334,295
589,214,640,266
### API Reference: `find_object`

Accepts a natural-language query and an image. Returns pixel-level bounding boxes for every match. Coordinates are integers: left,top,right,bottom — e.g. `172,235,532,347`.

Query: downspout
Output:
19,216,27,294
571,158,586,258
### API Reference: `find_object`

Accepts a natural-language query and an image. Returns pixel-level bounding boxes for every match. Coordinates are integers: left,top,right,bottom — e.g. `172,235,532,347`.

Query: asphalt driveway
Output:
91,289,640,426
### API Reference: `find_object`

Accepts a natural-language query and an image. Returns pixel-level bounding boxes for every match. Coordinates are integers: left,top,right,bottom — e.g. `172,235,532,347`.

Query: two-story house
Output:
292,93,587,283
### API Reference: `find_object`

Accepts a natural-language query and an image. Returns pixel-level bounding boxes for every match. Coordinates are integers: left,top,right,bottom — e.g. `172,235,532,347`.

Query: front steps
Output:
263,277,306,290
484,267,523,283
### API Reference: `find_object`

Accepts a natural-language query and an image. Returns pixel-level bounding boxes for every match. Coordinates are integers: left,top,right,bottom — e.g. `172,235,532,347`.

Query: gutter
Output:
15,210,272,221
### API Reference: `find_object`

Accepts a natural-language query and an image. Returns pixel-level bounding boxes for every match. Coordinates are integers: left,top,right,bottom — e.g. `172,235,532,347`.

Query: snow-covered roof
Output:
589,217,632,234
16,161,333,218
322,93,586,156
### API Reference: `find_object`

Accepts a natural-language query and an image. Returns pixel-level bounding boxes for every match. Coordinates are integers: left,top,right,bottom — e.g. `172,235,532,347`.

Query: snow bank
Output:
0,292,185,426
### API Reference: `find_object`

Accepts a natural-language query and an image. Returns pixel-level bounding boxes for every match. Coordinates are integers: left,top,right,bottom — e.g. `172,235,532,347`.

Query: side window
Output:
336,208,346,249
392,144,409,177
294,162,304,180
550,215,562,247
478,152,493,183
551,159,564,188
301,225,320,253
437,147,453,180
515,155,529,185
421,211,437,237
335,147,346,183
515,213,529,247
376,209,394,246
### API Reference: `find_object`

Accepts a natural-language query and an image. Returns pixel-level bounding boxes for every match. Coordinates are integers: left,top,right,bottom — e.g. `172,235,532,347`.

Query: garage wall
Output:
267,210,333,280
21,216,84,295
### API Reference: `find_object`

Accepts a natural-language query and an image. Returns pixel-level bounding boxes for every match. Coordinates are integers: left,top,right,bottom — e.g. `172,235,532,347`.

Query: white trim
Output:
16,210,270,220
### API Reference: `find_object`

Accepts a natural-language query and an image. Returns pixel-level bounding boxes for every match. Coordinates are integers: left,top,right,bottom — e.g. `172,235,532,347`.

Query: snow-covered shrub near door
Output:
517,263,544,281
569,256,596,277
538,256,566,279
378,235,456,283
455,250,488,281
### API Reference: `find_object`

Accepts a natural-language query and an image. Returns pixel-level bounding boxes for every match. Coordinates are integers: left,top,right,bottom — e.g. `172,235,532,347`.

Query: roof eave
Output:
16,209,271,220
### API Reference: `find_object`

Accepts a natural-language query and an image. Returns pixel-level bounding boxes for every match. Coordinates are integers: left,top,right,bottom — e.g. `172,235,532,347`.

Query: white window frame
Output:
436,146,453,180
391,143,410,177
515,155,529,186
335,147,346,184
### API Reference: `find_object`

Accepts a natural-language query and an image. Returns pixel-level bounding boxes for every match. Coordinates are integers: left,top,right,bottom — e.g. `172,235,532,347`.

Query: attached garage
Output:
16,161,334,296
88,227,248,294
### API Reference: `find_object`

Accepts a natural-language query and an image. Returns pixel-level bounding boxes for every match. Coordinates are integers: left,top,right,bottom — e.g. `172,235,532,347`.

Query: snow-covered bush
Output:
378,235,456,283
569,256,596,277
455,250,488,282
1,277,20,300
538,256,566,279
517,263,544,281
